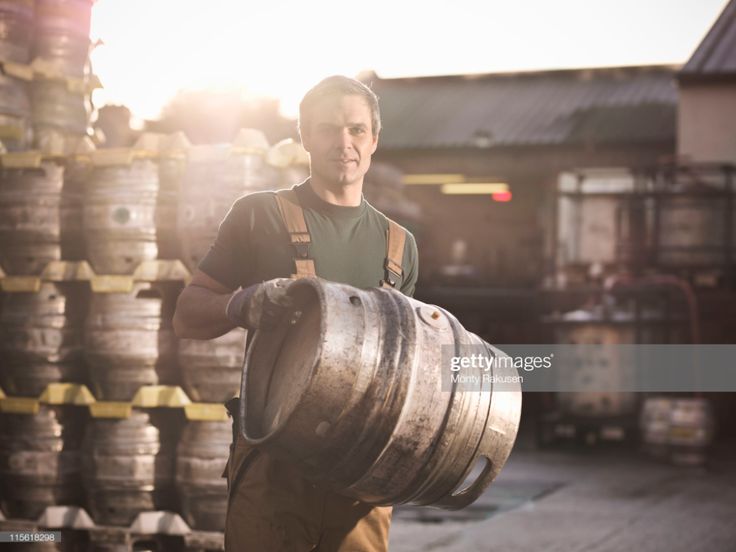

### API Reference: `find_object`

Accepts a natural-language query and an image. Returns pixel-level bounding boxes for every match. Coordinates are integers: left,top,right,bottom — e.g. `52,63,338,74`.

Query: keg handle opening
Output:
436,455,495,510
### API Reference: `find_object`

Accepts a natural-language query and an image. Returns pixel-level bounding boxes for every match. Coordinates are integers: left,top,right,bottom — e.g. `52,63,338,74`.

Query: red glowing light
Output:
492,191,512,202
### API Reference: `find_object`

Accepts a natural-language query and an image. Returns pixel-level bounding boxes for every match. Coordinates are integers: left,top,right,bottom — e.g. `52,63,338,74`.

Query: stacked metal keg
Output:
0,0,96,152
0,0,33,149
31,0,94,146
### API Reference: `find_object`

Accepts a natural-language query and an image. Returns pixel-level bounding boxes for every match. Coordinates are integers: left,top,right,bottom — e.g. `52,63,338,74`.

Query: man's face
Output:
301,94,378,188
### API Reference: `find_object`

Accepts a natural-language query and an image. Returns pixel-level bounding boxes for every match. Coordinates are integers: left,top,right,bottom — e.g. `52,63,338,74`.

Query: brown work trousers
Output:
224,434,392,551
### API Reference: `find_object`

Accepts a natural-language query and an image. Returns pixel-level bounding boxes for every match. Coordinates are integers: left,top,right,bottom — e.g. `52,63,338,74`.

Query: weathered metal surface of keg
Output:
84,159,159,275
32,79,90,136
176,420,230,531
34,0,93,78
0,406,84,519
0,0,33,63
0,73,30,131
640,396,715,466
657,194,736,267
241,278,522,510
177,145,269,271
155,155,183,260
82,410,178,526
34,29,90,77
34,0,92,38
84,283,177,400
58,157,87,261
179,327,246,403
0,161,64,274
0,282,86,396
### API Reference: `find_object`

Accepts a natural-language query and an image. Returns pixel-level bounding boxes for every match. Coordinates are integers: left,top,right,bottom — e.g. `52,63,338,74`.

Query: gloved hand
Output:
225,278,295,330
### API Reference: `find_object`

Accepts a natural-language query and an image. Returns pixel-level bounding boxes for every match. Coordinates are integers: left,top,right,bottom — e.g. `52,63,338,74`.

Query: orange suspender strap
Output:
382,217,406,289
274,189,316,278
274,188,406,287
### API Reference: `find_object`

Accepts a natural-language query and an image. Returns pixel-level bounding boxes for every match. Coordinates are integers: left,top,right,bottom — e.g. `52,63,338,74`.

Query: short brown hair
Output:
299,75,381,136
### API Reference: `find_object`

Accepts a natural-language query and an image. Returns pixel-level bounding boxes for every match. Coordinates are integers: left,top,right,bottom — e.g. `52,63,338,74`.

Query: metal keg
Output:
81,410,179,526
175,420,230,531
0,161,64,275
155,155,184,261
0,72,30,119
240,278,522,510
31,79,90,136
84,283,177,401
640,396,715,466
0,406,84,519
177,145,269,271
178,327,246,403
0,0,33,63
34,0,92,38
84,159,159,275
58,156,88,261
0,282,86,396
34,0,93,78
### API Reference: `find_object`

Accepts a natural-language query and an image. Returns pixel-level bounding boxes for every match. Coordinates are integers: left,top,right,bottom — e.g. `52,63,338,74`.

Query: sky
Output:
90,0,730,122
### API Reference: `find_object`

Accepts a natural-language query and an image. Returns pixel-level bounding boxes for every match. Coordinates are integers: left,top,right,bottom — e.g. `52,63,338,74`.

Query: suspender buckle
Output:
293,241,310,259
382,259,403,288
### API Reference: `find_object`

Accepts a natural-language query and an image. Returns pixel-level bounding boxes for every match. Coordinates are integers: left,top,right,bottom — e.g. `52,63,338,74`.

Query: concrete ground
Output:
388,432,736,552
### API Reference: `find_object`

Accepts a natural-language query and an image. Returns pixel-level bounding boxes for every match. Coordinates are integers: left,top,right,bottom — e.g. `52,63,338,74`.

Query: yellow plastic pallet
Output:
89,260,191,292
0,260,191,292
0,383,234,421
88,385,192,418
184,403,230,422
0,384,95,414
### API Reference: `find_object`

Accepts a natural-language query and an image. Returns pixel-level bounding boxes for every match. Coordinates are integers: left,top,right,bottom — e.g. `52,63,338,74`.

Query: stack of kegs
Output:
0,0,96,152
0,0,33,149
31,0,95,146
0,406,85,519
175,419,231,531
176,128,272,271
82,410,180,526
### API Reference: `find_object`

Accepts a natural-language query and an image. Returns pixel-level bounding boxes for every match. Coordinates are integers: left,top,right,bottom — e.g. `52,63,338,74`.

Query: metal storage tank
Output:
83,159,160,275
84,283,177,401
81,410,179,527
653,165,736,268
0,161,64,275
175,420,230,531
556,169,650,281
0,282,86,396
178,327,246,403
0,406,84,519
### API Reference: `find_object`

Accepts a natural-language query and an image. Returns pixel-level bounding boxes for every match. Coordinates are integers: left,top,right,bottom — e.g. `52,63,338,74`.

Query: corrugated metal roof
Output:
368,66,677,150
681,0,736,78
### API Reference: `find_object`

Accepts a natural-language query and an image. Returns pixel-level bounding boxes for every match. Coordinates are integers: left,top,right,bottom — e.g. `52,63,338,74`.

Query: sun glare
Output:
90,0,728,123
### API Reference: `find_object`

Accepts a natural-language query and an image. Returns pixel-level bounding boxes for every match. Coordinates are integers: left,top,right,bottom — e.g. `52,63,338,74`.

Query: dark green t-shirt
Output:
199,180,419,297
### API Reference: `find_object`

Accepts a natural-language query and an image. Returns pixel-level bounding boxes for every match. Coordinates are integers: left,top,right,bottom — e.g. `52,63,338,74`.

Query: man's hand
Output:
225,278,295,330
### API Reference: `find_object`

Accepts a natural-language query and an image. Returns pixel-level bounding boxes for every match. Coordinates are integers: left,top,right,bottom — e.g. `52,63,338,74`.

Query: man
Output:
173,75,419,551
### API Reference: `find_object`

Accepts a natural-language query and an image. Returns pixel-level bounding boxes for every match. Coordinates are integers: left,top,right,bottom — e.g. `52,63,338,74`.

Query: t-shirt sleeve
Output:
399,231,419,298
197,198,251,290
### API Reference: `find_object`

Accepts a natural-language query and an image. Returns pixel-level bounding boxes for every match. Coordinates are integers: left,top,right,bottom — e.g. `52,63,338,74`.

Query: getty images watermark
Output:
440,345,549,391
441,344,736,393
